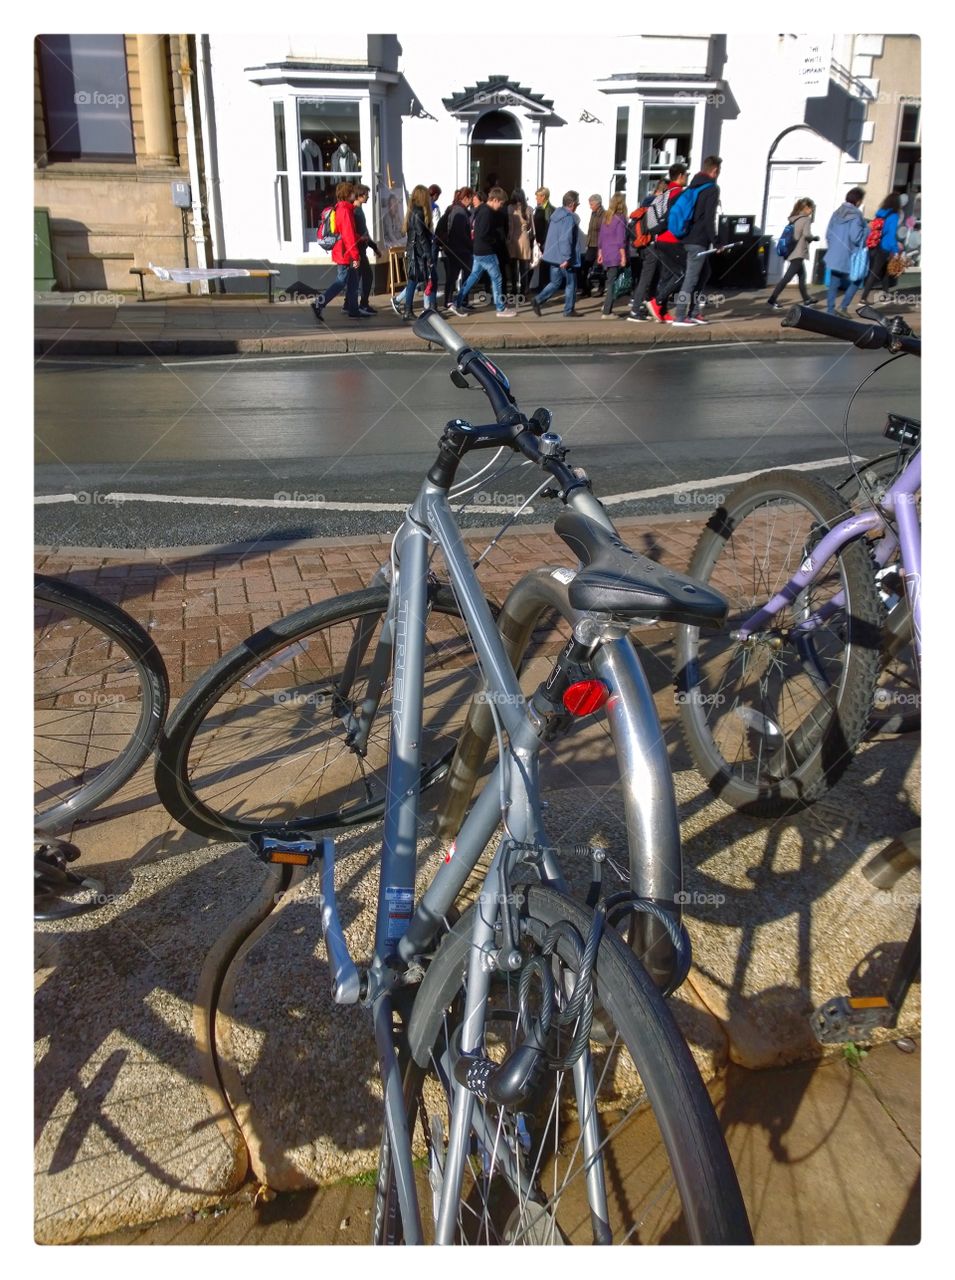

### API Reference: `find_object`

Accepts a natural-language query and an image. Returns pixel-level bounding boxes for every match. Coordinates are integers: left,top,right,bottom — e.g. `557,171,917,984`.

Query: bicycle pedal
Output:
249,830,320,866
810,994,895,1045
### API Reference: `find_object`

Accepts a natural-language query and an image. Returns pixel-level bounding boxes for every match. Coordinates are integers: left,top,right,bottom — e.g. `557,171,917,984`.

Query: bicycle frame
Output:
736,449,921,662
338,471,684,1243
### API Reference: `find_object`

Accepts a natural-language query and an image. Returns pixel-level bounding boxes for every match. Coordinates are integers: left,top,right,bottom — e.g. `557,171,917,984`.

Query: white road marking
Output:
34,454,862,515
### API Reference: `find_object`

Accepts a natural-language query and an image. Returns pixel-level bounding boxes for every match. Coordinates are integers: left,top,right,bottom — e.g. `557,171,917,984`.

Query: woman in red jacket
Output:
313,182,366,322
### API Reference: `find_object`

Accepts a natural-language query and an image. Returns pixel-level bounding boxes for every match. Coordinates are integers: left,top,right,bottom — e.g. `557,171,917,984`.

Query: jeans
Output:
456,254,506,311
768,258,810,304
535,264,577,314
630,247,660,311
861,247,892,302
602,266,624,313
357,251,373,308
319,263,359,314
443,254,472,309
826,269,861,313
673,245,711,320
652,242,686,309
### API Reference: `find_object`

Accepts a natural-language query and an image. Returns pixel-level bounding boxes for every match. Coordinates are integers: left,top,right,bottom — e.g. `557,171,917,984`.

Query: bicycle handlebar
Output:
781,304,921,357
412,309,469,358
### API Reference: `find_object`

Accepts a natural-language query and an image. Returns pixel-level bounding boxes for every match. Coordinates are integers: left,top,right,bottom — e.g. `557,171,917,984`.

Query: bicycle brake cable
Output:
842,351,906,515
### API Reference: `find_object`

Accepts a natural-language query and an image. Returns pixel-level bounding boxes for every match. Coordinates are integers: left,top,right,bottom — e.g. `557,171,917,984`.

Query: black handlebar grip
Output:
781,304,889,350
411,309,469,357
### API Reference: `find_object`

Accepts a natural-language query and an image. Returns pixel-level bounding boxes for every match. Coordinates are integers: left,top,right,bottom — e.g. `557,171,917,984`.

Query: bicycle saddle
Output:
554,509,727,627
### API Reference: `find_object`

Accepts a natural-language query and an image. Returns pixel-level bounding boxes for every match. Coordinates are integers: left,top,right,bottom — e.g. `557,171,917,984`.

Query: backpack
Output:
318,205,339,252
666,181,714,239
866,215,885,249
776,222,796,258
628,207,652,250
435,206,451,246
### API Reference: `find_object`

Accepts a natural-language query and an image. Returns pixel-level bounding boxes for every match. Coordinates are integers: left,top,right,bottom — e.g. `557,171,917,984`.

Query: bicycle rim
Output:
34,575,168,835
155,585,484,841
675,473,882,815
381,885,750,1244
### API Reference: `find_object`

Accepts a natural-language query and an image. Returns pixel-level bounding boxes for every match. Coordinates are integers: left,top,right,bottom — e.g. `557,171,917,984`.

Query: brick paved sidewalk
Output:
35,514,706,699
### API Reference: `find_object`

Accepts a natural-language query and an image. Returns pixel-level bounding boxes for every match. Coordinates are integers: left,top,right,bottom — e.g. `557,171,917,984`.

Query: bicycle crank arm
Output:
250,832,362,1004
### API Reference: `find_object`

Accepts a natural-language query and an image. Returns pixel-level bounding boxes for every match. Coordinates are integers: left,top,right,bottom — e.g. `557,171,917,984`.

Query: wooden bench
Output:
129,266,279,303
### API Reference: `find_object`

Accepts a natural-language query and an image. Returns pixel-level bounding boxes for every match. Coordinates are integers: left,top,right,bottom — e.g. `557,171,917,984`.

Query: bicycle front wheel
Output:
674,471,884,817
156,584,482,841
35,574,169,836
378,885,751,1245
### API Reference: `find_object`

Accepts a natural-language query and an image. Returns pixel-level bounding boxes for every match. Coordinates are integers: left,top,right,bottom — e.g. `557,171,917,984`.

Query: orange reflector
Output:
562,679,610,717
268,851,312,865
847,996,891,1010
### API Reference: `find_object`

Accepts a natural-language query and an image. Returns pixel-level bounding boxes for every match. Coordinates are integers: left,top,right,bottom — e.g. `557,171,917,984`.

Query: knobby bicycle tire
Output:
375,884,752,1244
674,471,884,818
155,583,479,842
34,574,169,835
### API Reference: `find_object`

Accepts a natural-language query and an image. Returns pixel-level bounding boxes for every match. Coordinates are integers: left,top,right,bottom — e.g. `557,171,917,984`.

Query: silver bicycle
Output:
158,310,751,1244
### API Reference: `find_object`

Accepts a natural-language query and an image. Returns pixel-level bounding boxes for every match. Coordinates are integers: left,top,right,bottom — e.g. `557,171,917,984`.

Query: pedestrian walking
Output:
396,184,435,321
823,187,868,316
531,190,582,317
580,194,605,297
859,192,905,305
312,181,365,322
767,198,818,309
351,184,379,316
657,156,722,326
506,188,534,303
425,185,443,306
533,187,555,292
597,193,629,317
436,187,474,311
638,166,690,322
626,169,684,321
450,186,517,318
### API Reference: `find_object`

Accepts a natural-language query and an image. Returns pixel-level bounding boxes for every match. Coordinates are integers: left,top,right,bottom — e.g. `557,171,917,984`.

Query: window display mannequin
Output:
331,141,359,174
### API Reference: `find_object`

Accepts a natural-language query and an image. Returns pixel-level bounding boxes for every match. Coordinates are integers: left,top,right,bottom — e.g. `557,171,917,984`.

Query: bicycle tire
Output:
837,452,920,735
34,574,169,836
674,471,884,818
155,583,481,842
375,884,751,1244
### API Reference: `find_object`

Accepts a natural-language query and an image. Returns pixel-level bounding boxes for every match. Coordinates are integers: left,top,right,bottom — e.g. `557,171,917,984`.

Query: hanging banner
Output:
792,35,832,98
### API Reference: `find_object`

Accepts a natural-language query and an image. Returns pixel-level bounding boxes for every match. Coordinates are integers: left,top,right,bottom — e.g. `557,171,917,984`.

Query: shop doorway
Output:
470,111,523,195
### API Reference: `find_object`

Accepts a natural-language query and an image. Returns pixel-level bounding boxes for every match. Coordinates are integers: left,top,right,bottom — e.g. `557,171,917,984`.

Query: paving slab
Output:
34,845,278,1242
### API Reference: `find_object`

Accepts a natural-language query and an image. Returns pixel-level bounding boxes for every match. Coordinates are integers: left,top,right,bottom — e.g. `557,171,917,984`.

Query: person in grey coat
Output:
768,199,818,308
530,191,582,317
823,187,868,315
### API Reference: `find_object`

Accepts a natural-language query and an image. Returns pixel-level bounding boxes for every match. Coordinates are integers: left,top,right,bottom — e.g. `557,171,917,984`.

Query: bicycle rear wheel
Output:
377,885,751,1245
34,574,169,836
156,584,483,841
674,471,884,817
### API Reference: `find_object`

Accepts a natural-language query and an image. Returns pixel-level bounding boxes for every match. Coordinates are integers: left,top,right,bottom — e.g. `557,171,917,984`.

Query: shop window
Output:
299,99,362,230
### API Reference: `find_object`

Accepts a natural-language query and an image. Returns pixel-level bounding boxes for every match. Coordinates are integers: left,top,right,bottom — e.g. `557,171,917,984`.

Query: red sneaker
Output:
646,298,665,324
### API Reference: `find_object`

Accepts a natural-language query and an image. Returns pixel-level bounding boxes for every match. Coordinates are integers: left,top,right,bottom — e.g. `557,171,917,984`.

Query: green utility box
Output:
35,208,57,292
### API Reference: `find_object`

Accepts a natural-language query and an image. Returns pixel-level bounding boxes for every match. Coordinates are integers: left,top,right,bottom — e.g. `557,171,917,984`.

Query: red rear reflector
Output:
562,679,610,717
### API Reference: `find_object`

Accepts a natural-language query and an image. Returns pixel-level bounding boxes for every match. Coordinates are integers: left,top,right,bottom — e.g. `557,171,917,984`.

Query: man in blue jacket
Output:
531,191,582,317
860,192,905,306
669,156,722,326
824,187,867,315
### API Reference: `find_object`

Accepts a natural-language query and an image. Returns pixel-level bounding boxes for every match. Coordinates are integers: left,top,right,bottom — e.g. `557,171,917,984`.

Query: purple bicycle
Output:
674,304,920,818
